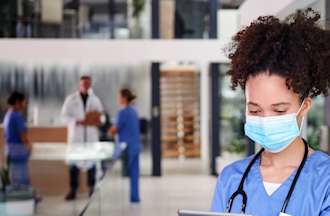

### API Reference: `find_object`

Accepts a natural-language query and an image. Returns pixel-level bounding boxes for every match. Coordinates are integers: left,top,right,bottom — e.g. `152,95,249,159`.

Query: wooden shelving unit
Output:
160,68,201,158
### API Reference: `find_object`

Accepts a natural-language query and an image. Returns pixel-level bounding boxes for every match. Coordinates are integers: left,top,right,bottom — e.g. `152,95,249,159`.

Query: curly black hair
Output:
227,8,330,100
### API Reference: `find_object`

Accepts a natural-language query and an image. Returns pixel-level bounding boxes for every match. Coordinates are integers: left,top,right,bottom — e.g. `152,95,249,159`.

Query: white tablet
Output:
178,209,252,216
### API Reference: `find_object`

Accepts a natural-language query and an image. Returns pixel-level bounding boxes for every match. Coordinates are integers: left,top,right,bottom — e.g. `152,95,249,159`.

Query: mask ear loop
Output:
296,99,306,135
299,116,305,135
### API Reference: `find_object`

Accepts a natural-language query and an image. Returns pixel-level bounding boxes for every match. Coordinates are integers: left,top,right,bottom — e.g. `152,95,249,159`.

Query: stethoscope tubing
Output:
225,140,308,214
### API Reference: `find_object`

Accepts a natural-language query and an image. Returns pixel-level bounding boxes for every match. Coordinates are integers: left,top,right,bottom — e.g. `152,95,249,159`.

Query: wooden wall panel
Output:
160,68,201,158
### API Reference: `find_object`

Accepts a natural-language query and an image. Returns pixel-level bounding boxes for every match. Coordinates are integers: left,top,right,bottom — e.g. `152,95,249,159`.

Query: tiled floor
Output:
35,157,217,216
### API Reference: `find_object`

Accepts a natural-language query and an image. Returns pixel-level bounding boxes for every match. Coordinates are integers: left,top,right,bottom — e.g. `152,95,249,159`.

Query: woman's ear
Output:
300,97,312,116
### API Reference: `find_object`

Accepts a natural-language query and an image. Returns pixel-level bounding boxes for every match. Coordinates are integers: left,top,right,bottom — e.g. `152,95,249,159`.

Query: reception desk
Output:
0,126,89,196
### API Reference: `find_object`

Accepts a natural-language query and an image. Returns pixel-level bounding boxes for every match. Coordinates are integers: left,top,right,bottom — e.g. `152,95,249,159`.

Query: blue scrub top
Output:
116,106,141,155
3,111,29,162
211,151,330,216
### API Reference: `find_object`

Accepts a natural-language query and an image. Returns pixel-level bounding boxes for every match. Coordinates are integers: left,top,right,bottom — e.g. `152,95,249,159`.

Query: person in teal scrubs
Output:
110,88,141,203
211,9,330,215
3,92,32,187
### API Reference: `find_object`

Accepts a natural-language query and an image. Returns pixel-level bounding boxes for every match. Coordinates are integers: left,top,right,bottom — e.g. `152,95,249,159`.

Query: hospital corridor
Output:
0,0,330,216
36,158,216,216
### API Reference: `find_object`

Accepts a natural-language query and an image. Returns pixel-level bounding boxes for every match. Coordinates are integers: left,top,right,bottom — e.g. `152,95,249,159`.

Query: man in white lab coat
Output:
61,75,104,201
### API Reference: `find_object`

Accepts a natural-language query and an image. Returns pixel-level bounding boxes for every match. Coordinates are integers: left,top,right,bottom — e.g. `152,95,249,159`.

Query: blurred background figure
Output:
98,112,113,142
3,91,32,187
98,111,114,176
61,75,104,201
110,88,141,203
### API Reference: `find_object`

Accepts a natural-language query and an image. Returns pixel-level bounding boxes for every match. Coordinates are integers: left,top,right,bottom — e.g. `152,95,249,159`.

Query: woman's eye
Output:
275,110,287,113
249,110,259,114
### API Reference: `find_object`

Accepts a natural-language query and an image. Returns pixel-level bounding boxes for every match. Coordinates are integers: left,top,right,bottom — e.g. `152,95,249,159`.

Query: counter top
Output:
31,142,115,161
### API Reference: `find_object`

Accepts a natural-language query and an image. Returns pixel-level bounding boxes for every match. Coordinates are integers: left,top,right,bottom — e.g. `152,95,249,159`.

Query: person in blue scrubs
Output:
3,92,32,187
110,88,141,203
211,9,330,216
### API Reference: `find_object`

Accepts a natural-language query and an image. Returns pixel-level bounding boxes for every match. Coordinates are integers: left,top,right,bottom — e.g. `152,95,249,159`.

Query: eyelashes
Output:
248,110,288,115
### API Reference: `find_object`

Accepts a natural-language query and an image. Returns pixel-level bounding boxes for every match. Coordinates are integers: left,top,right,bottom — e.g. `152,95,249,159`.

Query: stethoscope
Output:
225,139,308,214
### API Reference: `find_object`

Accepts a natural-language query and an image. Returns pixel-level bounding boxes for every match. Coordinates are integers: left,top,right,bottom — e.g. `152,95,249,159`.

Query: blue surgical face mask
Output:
244,102,305,153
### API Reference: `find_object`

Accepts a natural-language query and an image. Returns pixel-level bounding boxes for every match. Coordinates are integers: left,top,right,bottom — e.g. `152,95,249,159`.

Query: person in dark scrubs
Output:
3,92,32,187
110,89,141,203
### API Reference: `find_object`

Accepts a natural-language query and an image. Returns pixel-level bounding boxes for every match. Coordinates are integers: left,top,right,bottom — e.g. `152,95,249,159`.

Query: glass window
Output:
219,64,247,156
0,0,151,39
307,96,325,150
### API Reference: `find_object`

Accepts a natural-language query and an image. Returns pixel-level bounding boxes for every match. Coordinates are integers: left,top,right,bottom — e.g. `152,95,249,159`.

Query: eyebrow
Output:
247,102,260,107
247,102,291,107
271,102,291,107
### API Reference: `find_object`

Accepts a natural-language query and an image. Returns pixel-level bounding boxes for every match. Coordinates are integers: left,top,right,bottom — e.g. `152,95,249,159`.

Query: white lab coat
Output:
61,90,104,144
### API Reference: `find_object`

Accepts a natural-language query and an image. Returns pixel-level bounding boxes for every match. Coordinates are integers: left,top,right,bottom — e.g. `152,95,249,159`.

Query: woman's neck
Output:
9,106,20,112
261,138,309,168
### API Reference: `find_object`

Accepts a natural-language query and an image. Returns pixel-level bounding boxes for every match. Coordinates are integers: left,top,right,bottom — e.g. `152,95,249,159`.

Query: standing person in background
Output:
110,89,141,203
3,92,32,187
61,75,104,201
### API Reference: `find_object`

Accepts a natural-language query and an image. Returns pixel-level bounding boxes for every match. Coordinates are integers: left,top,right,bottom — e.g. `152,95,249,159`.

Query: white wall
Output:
0,39,229,66
277,0,324,20
239,0,322,26
218,9,239,40
239,0,296,26
307,0,326,27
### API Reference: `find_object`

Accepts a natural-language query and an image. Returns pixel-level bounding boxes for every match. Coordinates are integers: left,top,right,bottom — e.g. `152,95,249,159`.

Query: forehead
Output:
245,73,300,105
80,78,91,82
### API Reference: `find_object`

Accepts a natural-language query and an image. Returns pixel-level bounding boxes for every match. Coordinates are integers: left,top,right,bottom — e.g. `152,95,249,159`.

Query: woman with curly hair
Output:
211,9,330,215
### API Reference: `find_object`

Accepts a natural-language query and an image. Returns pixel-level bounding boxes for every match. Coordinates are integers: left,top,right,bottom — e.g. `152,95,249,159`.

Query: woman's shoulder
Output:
119,106,136,116
118,108,127,118
6,111,22,120
126,106,138,115
308,151,330,175
219,155,254,181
